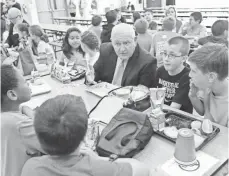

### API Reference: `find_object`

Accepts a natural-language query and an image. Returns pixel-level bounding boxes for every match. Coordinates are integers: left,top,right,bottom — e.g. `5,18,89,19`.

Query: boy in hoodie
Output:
101,10,118,43
198,20,228,47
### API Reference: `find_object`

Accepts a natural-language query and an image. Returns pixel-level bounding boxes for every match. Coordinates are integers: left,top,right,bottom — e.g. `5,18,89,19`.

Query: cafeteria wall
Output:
176,0,229,8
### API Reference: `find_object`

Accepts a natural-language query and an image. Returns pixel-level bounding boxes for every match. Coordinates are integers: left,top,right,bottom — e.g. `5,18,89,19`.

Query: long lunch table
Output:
23,75,228,176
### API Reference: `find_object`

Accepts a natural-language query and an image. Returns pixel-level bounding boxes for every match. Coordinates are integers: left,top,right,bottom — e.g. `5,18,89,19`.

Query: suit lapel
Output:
121,45,140,85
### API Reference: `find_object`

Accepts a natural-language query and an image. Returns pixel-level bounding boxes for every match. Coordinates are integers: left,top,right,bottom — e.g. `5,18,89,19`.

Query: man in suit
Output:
86,23,157,88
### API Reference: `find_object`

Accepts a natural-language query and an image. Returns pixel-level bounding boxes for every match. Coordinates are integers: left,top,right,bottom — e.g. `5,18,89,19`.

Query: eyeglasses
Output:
161,51,182,60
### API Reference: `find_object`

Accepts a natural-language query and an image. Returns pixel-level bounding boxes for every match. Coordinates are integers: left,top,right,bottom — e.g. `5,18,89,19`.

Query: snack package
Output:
149,88,166,110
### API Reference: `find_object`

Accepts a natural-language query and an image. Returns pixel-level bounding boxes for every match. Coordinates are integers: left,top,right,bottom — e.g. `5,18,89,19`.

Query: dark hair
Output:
62,27,85,59
133,12,141,23
168,36,190,56
144,9,153,15
81,30,100,50
134,18,148,34
162,16,175,31
105,10,117,24
1,65,18,103
211,20,228,36
92,15,102,26
29,25,49,43
149,21,158,30
188,43,228,80
190,12,203,24
16,23,29,34
34,94,88,155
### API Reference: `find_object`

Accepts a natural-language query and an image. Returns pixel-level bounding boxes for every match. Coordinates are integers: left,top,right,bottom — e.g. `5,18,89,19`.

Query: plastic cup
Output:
174,128,196,165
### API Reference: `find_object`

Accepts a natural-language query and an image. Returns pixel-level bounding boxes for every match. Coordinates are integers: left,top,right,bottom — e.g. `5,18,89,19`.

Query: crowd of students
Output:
1,3,229,176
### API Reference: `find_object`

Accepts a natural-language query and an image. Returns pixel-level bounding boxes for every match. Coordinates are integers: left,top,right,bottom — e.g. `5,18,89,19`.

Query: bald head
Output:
8,7,21,17
111,23,135,40
8,7,22,24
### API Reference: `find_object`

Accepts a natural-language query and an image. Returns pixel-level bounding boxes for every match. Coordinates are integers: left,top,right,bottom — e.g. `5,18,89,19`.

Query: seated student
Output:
148,20,158,36
1,65,43,176
179,12,207,39
29,25,55,66
88,15,102,40
101,10,118,43
156,36,193,113
165,6,182,33
188,44,228,127
134,18,153,52
198,20,228,47
59,27,86,69
86,23,157,87
81,30,100,66
21,94,150,176
150,16,179,68
144,9,154,25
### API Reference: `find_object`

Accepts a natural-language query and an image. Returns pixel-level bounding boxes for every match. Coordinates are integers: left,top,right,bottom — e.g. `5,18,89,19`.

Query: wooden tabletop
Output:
23,76,228,176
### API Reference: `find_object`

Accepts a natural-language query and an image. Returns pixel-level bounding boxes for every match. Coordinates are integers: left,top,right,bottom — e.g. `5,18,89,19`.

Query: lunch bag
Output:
96,108,154,158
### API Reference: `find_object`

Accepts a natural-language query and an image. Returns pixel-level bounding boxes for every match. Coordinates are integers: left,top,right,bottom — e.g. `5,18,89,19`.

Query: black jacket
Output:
94,43,157,87
12,2,21,10
100,23,115,43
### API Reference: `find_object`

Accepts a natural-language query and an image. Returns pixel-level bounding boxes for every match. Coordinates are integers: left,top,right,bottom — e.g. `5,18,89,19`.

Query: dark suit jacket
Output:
94,43,157,87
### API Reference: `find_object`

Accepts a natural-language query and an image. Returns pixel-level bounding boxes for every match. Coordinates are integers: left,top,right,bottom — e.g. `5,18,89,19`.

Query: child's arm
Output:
189,82,205,116
21,105,35,118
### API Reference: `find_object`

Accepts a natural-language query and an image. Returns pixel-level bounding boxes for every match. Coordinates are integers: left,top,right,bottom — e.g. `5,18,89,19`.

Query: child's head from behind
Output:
132,12,141,23
162,16,175,31
149,21,158,30
16,23,29,39
211,20,228,38
188,44,228,90
134,18,148,34
81,30,100,53
29,25,49,43
62,27,84,59
105,10,117,24
34,94,88,155
91,15,102,27
163,36,190,73
1,65,31,107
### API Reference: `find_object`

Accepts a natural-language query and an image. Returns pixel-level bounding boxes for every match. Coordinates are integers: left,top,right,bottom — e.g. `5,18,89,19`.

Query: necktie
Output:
112,59,126,86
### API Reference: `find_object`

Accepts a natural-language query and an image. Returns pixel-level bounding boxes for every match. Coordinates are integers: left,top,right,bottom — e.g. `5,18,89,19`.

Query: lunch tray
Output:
153,110,220,151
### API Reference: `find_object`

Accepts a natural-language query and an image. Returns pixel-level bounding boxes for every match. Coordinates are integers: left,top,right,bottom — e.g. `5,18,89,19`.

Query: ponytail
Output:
40,33,49,43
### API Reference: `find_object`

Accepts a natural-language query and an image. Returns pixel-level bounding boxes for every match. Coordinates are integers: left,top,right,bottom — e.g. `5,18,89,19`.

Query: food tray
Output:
154,110,220,151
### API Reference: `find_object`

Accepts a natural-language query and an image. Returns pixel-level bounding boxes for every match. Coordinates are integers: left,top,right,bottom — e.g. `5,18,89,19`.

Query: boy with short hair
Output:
89,15,102,40
188,43,228,127
1,65,43,176
101,10,118,43
156,36,193,113
198,20,228,47
150,16,179,67
134,18,153,52
21,94,150,176
144,9,154,24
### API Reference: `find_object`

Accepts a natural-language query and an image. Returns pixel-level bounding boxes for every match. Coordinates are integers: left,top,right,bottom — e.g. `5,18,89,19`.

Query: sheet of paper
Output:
89,96,125,124
161,151,219,176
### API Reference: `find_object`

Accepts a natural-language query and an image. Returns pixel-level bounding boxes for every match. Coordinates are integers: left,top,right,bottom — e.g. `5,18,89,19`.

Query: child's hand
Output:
85,66,97,85
189,81,199,98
